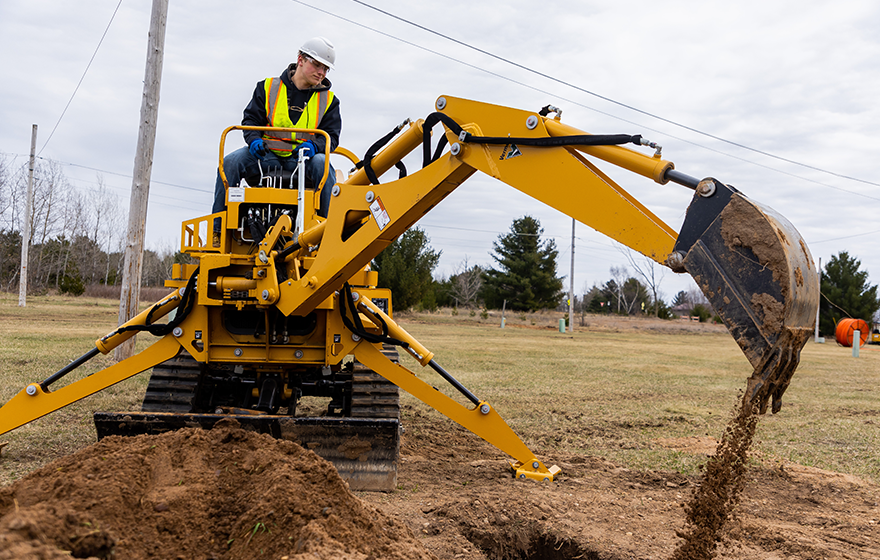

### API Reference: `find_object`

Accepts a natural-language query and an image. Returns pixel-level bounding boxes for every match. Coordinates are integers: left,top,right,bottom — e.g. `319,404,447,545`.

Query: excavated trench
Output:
462,522,606,560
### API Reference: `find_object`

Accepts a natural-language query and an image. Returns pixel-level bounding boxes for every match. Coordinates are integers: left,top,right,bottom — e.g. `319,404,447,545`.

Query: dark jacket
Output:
241,63,341,154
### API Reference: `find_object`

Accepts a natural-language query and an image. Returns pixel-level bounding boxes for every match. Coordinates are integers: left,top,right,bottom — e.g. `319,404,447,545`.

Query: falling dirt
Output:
670,398,758,560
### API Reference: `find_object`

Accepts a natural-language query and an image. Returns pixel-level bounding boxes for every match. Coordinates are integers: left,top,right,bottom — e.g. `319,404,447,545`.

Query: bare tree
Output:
449,257,483,308
0,158,135,293
56,189,90,289
617,244,666,317
88,176,125,285
609,265,631,313
0,154,13,230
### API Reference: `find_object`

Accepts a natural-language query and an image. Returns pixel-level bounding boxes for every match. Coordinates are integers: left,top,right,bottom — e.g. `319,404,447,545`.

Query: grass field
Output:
1,292,878,487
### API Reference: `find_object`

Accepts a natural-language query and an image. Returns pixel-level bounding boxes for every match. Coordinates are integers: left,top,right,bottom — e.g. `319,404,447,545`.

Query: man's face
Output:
297,54,329,87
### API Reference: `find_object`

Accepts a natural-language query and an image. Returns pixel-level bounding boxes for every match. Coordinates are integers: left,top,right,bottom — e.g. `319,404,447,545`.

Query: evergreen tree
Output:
819,251,880,335
481,216,563,311
371,227,441,311
672,290,690,307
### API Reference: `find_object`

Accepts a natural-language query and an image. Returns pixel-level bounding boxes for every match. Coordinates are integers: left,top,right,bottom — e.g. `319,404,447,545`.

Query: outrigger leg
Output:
351,292,561,482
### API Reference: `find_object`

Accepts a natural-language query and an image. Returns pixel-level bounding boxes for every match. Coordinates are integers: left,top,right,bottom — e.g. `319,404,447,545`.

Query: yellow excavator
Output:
0,96,818,490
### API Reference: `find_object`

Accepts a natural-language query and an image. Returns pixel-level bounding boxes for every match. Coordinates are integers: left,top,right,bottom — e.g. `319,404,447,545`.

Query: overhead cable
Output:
38,0,125,156
346,0,880,191
289,1,880,202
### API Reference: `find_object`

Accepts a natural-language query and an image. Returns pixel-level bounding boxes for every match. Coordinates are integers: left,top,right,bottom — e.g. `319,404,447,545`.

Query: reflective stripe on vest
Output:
263,78,334,156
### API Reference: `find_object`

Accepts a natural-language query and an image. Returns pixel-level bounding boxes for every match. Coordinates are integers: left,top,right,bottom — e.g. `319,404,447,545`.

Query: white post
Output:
853,330,860,358
116,0,168,360
296,153,307,236
814,257,822,342
568,218,575,332
18,124,37,307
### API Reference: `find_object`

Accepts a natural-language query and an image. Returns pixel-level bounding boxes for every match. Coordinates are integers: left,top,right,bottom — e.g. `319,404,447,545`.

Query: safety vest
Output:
262,77,334,157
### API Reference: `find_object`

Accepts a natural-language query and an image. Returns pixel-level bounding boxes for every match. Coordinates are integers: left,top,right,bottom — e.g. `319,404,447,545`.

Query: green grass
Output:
1,292,878,486
0,293,157,484
393,316,880,482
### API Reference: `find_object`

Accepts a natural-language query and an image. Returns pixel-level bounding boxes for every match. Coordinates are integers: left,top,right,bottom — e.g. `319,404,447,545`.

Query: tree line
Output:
373,215,677,318
2,154,878,336
0,155,177,295
372,214,880,337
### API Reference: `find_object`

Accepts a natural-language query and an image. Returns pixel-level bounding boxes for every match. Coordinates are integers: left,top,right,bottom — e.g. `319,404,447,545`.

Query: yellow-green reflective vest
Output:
262,77,334,157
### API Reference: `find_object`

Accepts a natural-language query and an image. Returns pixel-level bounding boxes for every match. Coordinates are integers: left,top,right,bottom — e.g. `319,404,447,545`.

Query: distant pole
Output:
116,0,168,361
18,125,37,307
568,218,575,332
814,257,821,343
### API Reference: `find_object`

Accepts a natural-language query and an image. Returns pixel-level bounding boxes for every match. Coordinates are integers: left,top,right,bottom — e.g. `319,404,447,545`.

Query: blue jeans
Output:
212,146,336,231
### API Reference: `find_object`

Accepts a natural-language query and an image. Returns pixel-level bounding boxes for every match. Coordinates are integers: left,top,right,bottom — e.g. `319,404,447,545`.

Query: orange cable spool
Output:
834,318,869,347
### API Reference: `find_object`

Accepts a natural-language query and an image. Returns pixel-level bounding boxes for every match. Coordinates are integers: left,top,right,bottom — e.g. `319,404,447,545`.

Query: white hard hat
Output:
300,36,336,70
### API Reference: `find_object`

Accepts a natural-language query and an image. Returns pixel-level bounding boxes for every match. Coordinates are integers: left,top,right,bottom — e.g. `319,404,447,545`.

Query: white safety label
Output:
227,187,245,203
369,197,391,230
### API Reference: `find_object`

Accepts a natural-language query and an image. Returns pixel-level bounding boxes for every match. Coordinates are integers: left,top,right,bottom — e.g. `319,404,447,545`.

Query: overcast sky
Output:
2,0,879,307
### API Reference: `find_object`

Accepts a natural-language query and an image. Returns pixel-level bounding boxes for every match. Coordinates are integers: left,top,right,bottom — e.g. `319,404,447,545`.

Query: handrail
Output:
218,126,333,193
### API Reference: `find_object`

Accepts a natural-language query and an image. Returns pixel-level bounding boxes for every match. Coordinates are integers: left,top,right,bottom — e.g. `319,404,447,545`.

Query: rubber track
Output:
350,344,400,419
140,346,401,419
140,351,200,413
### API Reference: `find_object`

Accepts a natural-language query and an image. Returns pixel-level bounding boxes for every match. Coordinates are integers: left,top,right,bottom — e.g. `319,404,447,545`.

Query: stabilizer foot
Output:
511,459,562,482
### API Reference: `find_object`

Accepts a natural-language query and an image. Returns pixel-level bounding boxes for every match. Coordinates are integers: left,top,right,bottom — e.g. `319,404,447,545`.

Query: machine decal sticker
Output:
370,197,391,230
227,186,246,203
500,144,522,160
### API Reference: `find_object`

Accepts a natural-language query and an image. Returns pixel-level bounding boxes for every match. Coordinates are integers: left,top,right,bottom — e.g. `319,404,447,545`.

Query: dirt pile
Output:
0,419,435,560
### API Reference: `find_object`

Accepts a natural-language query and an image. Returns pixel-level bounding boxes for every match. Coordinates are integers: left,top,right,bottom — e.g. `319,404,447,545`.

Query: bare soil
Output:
1,315,878,559
361,405,880,560
0,419,432,560
4,407,875,559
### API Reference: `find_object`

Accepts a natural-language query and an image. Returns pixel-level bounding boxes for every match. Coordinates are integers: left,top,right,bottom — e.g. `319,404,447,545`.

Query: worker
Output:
212,36,341,246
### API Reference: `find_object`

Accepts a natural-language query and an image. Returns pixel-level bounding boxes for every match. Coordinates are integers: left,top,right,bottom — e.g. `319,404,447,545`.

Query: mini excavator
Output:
0,96,819,490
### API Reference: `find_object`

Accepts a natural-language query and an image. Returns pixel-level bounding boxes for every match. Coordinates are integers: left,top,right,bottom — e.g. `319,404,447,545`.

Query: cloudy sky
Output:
2,0,879,307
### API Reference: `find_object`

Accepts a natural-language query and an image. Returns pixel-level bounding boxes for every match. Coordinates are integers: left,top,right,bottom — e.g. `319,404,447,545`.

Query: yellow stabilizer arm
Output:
0,289,187,436
0,336,181,436
353,293,560,481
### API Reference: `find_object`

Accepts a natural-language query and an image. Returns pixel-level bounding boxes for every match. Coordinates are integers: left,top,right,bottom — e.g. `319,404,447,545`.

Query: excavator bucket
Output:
672,179,819,413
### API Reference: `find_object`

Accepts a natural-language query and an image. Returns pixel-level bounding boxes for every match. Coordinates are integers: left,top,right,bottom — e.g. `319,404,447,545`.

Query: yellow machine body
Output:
0,97,818,489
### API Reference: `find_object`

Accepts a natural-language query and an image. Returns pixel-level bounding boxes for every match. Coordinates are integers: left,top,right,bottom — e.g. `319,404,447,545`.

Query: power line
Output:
289,0,880,202
809,228,880,245
38,0,125,156
346,0,880,191
47,157,212,194
0,151,207,212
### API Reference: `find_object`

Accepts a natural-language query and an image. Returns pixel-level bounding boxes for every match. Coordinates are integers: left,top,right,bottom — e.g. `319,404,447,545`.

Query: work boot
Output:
212,231,221,248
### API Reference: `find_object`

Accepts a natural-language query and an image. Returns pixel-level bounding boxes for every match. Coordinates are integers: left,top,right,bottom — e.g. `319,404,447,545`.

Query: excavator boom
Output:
0,95,819,489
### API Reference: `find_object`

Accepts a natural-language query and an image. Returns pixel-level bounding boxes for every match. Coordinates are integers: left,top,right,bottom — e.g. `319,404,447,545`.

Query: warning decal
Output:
369,196,391,230
499,144,522,160
227,186,246,203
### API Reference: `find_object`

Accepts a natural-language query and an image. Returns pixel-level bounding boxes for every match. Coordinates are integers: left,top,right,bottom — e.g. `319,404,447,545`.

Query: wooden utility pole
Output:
116,0,168,360
18,125,37,307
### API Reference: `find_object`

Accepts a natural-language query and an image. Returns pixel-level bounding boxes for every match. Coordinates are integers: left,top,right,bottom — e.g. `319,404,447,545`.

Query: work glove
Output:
297,140,316,159
249,138,267,160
